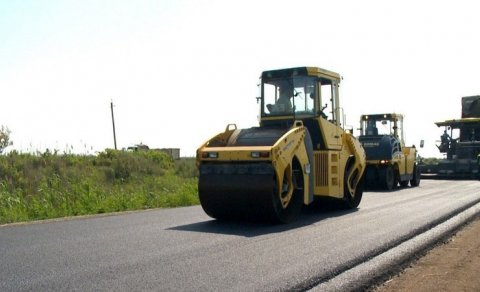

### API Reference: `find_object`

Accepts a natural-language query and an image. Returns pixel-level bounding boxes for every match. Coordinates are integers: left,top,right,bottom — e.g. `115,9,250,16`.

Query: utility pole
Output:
110,101,117,150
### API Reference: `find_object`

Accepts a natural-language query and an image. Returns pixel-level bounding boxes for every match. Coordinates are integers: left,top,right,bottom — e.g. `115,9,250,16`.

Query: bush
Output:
175,157,198,178
420,157,440,165
0,150,198,224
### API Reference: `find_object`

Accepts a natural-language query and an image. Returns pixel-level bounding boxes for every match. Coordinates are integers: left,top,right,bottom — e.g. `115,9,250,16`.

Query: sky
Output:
1,0,480,157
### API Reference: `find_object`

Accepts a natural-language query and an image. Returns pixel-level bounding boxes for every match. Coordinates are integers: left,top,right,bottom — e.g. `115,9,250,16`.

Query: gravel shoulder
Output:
373,215,480,292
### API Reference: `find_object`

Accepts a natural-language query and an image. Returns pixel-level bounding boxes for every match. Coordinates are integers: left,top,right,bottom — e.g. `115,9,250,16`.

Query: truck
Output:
196,67,366,223
358,113,420,190
420,96,480,179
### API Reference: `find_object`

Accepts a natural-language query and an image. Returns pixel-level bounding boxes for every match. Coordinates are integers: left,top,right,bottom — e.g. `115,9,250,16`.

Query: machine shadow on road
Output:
364,186,410,193
168,201,358,238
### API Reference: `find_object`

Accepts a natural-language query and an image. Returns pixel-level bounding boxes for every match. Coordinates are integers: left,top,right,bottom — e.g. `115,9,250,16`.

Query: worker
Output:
366,119,378,135
438,130,451,153
441,130,450,144
267,83,293,114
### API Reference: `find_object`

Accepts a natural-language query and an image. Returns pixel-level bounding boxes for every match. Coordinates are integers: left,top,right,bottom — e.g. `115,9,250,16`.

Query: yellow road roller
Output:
196,67,366,223
358,113,420,190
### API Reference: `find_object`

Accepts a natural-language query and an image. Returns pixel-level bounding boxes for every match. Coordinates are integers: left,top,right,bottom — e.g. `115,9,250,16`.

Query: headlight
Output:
201,152,218,159
251,151,270,158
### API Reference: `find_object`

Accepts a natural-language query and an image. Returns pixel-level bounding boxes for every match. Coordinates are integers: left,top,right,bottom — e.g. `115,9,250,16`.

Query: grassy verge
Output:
0,149,199,224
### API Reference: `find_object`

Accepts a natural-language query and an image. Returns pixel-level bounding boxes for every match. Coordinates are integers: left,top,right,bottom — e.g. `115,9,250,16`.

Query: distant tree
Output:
0,125,13,154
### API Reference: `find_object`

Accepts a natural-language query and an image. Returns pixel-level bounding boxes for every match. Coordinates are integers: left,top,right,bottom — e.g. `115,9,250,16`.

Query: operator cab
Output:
435,119,480,159
359,114,405,146
259,67,341,126
358,114,405,161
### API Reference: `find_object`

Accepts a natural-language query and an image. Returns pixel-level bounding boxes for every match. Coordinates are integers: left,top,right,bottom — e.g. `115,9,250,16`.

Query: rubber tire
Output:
343,169,364,209
380,165,395,191
410,165,421,187
393,169,400,189
270,167,303,223
399,180,409,187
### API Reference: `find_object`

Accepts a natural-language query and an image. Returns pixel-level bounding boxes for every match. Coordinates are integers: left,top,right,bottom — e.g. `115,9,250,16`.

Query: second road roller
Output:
196,67,366,223
358,113,421,190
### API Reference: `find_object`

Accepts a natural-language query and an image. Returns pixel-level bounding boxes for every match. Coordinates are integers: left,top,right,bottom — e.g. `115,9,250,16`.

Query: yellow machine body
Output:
358,113,420,190
197,67,366,223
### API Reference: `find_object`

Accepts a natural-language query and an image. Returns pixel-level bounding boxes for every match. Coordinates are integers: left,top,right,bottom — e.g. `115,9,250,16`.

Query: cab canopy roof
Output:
435,118,480,128
360,113,404,121
261,67,341,84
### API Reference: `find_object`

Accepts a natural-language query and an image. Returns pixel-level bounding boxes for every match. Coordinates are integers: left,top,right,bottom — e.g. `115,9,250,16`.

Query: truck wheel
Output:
380,165,395,191
270,162,304,223
343,168,364,209
393,169,400,188
410,165,421,187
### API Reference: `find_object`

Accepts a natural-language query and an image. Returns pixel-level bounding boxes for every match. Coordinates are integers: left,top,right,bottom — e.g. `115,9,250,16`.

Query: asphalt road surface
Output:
1,180,479,291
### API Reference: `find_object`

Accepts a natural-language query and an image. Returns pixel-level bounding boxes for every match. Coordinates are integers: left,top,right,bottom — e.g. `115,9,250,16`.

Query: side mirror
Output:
420,140,425,148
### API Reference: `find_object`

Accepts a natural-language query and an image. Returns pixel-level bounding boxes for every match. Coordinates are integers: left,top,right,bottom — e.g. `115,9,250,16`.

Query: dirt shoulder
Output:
373,215,480,292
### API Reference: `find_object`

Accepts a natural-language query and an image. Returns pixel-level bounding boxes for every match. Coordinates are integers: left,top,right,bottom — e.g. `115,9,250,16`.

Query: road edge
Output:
309,201,480,292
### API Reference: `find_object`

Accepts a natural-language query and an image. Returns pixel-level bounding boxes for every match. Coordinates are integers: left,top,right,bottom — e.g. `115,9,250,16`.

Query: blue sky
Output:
1,0,480,157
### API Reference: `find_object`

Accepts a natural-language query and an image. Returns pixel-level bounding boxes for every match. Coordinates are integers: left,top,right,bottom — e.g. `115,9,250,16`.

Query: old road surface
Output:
1,180,479,291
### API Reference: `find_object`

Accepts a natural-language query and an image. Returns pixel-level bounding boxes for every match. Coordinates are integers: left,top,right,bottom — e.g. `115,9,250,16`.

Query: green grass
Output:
419,157,441,165
0,149,199,224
